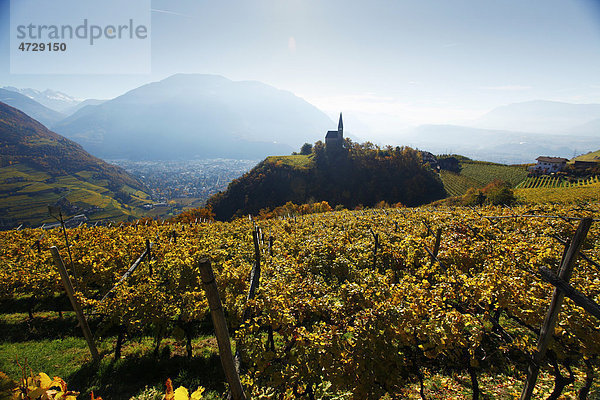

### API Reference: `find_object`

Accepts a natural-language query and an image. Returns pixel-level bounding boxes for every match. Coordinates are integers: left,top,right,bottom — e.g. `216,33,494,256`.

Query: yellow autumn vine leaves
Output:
0,373,205,400
1,204,599,397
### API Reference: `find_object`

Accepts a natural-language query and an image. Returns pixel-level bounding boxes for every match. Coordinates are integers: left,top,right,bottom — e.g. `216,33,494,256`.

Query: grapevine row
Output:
1,204,599,398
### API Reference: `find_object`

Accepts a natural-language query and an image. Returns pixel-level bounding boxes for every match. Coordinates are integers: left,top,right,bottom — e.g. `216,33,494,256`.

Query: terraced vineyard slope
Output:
0,101,152,228
439,159,528,197
513,175,600,204
516,175,600,189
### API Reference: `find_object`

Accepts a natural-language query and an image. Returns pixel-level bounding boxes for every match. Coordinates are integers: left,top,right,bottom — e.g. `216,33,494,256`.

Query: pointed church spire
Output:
338,112,343,137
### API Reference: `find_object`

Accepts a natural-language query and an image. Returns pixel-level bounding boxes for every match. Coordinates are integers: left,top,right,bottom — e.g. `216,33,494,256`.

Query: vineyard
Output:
1,204,600,399
439,161,527,197
459,161,528,188
515,183,600,205
516,176,600,189
438,171,480,197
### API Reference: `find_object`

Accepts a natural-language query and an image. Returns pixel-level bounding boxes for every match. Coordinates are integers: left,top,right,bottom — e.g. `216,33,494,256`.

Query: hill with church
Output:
207,114,446,220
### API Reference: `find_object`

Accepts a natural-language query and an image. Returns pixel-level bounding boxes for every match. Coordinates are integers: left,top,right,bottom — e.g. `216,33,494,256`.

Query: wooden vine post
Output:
100,242,152,303
234,228,264,370
520,217,592,400
198,258,246,400
50,246,100,361
432,227,442,263
146,238,152,276
48,206,79,290
370,228,379,264
538,266,600,319
249,227,261,302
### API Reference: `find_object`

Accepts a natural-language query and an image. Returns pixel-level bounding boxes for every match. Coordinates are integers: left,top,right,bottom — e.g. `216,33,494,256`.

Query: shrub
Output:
462,180,516,206
483,180,517,206
300,143,313,155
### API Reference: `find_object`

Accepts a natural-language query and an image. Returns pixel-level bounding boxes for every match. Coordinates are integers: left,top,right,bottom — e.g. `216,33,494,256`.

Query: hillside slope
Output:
572,149,600,162
208,144,446,220
52,74,334,160
0,101,151,228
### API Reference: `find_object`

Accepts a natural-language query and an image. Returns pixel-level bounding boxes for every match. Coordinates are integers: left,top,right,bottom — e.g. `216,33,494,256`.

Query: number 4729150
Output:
18,42,67,52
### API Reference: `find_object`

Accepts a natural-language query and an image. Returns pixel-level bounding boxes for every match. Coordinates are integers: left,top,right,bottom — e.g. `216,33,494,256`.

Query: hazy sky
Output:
1,0,600,136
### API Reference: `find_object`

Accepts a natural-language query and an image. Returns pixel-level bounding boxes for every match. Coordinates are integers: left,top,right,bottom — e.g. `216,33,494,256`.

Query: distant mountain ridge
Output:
63,98,106,116
5,81,599,164
2,86,81,113
400,124,600,164
471,100,600,134
568,118,600,137
52,74,334,160
0,88,65,127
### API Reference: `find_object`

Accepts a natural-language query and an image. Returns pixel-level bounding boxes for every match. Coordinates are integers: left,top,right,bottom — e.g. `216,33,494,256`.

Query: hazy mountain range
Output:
569,118,600,137
63,98,106,115
0,88,65,127
396,100,600,163
2,77,600,163
469,100,600,134
51,74,334,160
2,86,81,113
402,124,600,164
1,86,107,117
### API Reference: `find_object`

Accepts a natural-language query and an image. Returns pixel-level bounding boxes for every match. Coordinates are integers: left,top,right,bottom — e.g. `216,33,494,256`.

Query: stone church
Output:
325,113,344,149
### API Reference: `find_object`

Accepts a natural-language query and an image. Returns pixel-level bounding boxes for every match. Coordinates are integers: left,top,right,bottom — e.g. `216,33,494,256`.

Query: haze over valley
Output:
3,79,600,167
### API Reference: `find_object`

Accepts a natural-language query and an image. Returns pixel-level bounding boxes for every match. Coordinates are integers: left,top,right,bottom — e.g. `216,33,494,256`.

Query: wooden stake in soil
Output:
146,238,152,276
49,206,79,290
432,228,442,262
100,243,152,303
370,228,379,264
50,246,100,361
235,228,264,373
250,228,261,300
520,217,592,400
198,258,246,400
